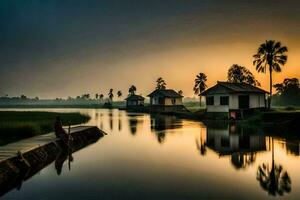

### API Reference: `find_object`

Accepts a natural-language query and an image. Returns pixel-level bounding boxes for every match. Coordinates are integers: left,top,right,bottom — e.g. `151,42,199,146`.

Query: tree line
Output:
2,40,298,107
192,40,298,108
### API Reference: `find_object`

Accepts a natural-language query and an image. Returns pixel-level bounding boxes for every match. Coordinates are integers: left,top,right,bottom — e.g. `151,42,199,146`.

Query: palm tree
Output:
156,77,166,90
178,90,183,96
117,90,122,98
108,89,114,102
256,138,291,196
128,85,137,96
99,94,104,101
193,73,207,107
253,40,288,109
195,130,206,156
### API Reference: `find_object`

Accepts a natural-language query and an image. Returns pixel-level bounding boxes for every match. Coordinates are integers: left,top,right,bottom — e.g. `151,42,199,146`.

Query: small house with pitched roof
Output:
125,94,145,109
201,82,268,118
147,89,184,112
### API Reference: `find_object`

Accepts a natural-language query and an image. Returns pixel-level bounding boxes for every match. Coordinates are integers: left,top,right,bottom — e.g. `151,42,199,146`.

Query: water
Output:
1,108,300,200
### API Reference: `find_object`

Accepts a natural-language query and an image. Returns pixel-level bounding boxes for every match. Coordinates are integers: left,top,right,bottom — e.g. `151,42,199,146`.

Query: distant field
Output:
183,101,206,112
272,106,300,112
0,111,90,145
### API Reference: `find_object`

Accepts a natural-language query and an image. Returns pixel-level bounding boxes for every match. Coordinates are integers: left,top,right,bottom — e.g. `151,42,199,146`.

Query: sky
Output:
0,0,299,99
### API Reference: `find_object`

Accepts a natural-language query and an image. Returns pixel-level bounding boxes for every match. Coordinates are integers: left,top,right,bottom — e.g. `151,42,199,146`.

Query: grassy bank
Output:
240,110,300,135
0,111,90,145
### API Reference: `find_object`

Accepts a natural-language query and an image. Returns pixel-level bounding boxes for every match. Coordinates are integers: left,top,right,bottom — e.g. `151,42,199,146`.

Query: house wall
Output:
164,97,183,105
151,97,159,105
206,95,229,112
232,93,265,109
151,97,183,105
127,100,144,106
206,93,266,112
206,127,266,153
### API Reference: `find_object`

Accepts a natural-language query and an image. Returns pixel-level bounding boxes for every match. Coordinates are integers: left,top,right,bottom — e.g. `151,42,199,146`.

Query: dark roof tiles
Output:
201,81,268,95
147,89,183,98
125,94,145,101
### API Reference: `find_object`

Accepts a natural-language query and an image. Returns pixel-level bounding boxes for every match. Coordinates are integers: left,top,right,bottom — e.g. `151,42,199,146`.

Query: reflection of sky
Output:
1,108,300,199
0,1,299,98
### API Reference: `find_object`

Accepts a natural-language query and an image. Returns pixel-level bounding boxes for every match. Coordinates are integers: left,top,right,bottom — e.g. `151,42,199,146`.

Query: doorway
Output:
238,95,249,109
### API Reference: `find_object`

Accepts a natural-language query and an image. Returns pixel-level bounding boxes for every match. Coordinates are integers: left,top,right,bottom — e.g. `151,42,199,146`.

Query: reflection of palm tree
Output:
256,138,291,196
118,118,122,131
109,110,113,130
195,131,206,155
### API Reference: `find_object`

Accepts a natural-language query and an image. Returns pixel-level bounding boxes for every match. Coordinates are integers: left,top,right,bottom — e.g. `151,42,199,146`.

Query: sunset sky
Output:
0,0,299,99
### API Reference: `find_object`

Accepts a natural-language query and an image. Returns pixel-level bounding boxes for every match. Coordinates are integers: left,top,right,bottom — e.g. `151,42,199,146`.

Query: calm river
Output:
1,108,300,200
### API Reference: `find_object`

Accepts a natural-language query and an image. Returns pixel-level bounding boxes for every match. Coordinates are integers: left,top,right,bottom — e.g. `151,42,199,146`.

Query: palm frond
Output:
273,63,282,72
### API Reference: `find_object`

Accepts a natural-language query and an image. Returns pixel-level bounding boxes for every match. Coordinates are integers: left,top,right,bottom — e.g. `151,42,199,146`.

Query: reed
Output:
0,111,90,145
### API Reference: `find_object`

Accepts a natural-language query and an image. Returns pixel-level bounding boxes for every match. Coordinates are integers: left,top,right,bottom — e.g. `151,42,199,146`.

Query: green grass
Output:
272,106,300,112
0,111,90,145
183,101,206,112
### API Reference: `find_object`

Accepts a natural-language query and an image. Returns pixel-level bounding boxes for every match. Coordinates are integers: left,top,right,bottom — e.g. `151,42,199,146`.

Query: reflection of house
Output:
147,89,185,112
201,82,268,118
127,113,144,136
206,125,266,155
125,95,145,110
285,141,300,156
150,115,182,143
205,124,266,169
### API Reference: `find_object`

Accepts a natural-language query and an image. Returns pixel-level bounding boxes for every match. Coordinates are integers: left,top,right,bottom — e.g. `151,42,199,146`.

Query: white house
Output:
147,89,184,112
201,82,268,118
125,94,145,109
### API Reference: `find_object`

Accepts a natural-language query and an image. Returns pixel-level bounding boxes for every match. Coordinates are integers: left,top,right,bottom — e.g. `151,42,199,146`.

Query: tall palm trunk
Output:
199,96,202,107
269,65,273,109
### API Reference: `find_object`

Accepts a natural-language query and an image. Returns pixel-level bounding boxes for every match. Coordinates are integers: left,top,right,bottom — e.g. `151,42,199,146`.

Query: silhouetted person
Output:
54,116,68,144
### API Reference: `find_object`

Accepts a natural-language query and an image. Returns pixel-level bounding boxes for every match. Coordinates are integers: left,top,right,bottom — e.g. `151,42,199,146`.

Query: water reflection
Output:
203,122,266,170
199,121,295,196
150,114,182,144
109,110,113,130
1,108,300,200
55,146,73,176
0,127,102,198
257,138,291,196
285,140,300,156
127,113,144,136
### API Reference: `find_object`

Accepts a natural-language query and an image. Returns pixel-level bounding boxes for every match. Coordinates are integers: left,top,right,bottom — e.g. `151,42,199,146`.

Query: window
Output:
171,98,176,105
206,96,214,105
221,137,230,147
220,96,229,105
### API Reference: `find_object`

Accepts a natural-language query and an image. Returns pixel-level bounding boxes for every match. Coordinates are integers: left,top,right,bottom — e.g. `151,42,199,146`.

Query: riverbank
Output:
242,110,300,134
0,111,90,145
156,108,300,134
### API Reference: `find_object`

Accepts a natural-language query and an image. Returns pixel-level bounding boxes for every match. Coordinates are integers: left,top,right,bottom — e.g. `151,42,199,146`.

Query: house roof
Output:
125,94,145,101
201,81,269,96
147,89,183,98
